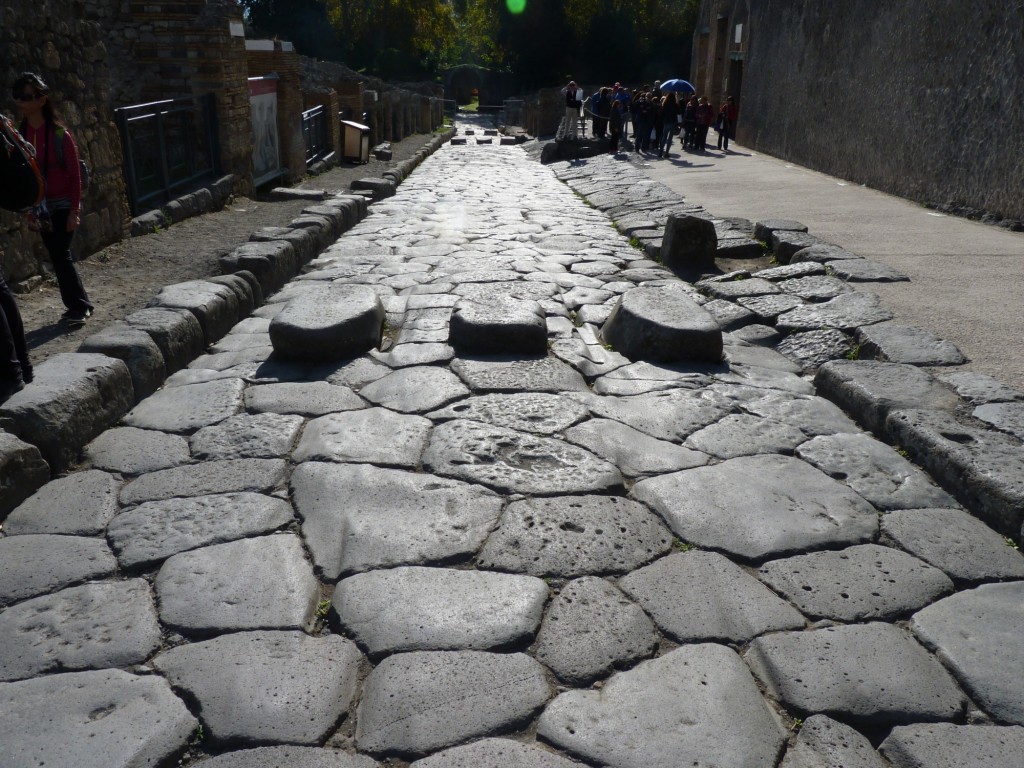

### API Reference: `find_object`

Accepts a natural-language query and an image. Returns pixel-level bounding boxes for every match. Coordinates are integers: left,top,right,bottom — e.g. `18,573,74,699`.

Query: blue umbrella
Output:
660,78,696,94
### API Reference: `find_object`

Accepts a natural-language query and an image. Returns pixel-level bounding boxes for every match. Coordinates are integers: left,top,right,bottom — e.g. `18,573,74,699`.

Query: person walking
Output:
658,92,680,158
13,72,93,326
681,95,698,149
717,96,738,151
562,80,583,139
608,99,624,155
695,96,715,151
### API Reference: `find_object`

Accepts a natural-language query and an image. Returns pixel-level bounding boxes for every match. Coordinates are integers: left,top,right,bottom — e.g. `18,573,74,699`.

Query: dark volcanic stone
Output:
661,214,718,268
602,284,723,363
270,283,385,362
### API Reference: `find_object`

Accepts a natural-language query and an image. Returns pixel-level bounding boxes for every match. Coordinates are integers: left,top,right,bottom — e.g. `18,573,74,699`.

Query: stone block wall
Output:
738,0,1024,221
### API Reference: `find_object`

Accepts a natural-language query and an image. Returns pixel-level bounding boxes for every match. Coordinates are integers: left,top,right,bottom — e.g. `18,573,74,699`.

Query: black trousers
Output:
0,269,31,386
40,208,92,314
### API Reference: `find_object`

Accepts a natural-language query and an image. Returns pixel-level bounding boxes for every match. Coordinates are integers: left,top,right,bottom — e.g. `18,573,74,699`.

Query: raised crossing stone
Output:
758,543,953,622
538,644,786,768
423,419,623,494
0,669,197,768
745,622,967,725
122,377,244,433
150,279,240,344
291,462,502,579
355,651,550,757
0,432,48,517
189,412,304,459
780,715,889,768
777,328,857,370
827,258,909,282
973,401,1024,441
293,408,432,467
269,283,385,362
332,566,547,655
428,392,589,435
776,291,893,332
478,495,672,576
153,631,362,746
684,413,808,459
0,535,116,607
879,723,1024,768
84,426,190,475
244,380,367,416
411,738,582,768
451,356,588,393
564,417,709,477
197,747,378,768
154,534,318,635
602,284,723,363
880,508,1024,583
856,322,965,366
77,322,166,401
4,469,118,535
107,492,294,569
359,366,469,413
632,454,878,561
620,551,805,643
0,579,161,681
449,296,548,354
660,213,718,268
911,582,1024,725
120,458,288,506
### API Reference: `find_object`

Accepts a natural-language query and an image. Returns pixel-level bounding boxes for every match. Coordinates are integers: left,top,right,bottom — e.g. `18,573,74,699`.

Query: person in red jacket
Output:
14,72,93,326
717,96,739,151
695,96,715,151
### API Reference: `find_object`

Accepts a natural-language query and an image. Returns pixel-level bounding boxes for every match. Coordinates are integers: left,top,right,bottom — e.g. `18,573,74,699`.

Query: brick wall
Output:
247,46,305,184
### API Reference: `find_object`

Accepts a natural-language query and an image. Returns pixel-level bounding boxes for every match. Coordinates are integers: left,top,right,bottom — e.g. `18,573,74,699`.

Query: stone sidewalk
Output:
1,120,1023,767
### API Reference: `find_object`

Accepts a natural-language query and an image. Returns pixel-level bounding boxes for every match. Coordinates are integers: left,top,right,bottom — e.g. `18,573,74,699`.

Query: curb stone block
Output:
206,274,257,317
220,241,296,296
753,218,807,243
123,307,205,375
301,205,346,239
351,178,396,200
249,227,320,268
77,322,167,402
0,432,50,518
228,268,264,308
771,231,824,264
149,280,241,346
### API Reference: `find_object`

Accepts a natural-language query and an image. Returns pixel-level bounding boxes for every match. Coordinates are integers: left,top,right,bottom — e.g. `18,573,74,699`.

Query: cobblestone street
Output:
1,119,1023,767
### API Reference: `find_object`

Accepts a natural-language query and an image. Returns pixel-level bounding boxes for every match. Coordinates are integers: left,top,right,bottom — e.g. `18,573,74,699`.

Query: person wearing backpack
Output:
13,72,93,326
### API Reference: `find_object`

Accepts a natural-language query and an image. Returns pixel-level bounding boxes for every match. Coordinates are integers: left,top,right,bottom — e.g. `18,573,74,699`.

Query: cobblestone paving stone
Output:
2,121,1023,766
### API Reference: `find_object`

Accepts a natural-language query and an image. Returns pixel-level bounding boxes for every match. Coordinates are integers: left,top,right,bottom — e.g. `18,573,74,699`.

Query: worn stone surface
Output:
124,306,205,374
428,392,589,435
449,296,548,355
122,377,244,433
911,582,1024,725
701,277,780,301
754,218,807,242
0,669,197,768
973,401,1024,441
270,283,385,362
120,458,288,506
660,214,718,268
451,356,588,393
879,723,1024,768
294,408,432,468
777,328,857,370
745,622,966,724
478,495,671,576
703,298,758,330
939,371,1024,404
4,469,119,536
789,243,862,263
602,284,723,363
856,322,965,366
737,293,805,321
576,388,736,442
538,644,786,768
0,432,50,518
189,412,304,460
244,381,367,416
776,291,893,332
741,392,861,436
564,417,709,477
355,651,551,757
411,739,583,768
84,426,191,475
153,631,362,746
150,279,240,344
0,535,116,608
77,323,166,402
684,413,808,459
780,715,889,768
359,366,469,413
777,274,854,302
196,747,378,768
827,258,909,283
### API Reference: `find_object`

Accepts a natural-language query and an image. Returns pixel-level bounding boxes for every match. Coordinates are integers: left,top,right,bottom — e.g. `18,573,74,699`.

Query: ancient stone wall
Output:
738,0,1024,221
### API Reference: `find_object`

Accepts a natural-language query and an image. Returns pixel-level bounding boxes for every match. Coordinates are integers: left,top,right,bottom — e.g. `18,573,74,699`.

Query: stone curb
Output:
130,175,236,237
0,133,450,512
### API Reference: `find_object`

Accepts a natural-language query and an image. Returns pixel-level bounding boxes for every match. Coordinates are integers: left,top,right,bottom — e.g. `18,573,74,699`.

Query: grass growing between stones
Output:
844,344,861,360
673,538,696,553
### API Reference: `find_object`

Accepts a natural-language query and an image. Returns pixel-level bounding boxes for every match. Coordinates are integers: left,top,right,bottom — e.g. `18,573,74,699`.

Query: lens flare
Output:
506,0,527,14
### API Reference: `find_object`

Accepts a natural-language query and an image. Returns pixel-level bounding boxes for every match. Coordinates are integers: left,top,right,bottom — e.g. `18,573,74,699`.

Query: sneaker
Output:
62,308,92,326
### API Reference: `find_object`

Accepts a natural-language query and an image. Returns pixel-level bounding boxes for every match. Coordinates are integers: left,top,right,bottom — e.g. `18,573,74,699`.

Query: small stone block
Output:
602,284,723,363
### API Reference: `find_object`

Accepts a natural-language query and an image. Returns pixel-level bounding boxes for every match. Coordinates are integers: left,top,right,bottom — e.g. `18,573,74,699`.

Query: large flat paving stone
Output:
684,413,808,459
411,738,583,768
564,417,709,477
355,651,551,757
84,426,191,475
758,544,953,622
537,644,786,768
449,296,548,355
827,258,909,283
153,631,362,746
0,534,116,607
911,582,1024,725
427,392,589,435
291,462,501,579
122,377,245,433
534,576,657,686
620,551,805,643
632,455,878,562
940,371,1024,405
777,328,857,371
880,508,1024,583
973,401,1024,441
741,392,861,436
602,284,723,363
196,747,378,767
450,356,588,393
107,492,294,569
780,714,888,768
120,458,289,506
879,723,1024,768
269,283,384,362
154,534,318,635
359,366,469,413
332,567,547,656
423,419,623,495
856,322,965,366
3,469,119,536
0,579,161,681
479,495,671,577
745,622,967,725
796,432,958,510
244,381,367,416
0,669,197,768
189,412,304,459
0,432,49,518
573,388,735,442
776,292,893,332
293,408,432,468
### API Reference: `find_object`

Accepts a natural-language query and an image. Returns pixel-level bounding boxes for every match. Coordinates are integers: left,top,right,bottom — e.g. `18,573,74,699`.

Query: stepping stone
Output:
911,582,1024,725
0,670,197,768
781,715,888,768
880,723,1024,768
564,417,709,477
359,366,469,413
154,534,318,635
745,622,966,724
198,748,377,768
423,419,623,495
777,274,854,301
754,218,807,242
291,462,501,579
270,283,385,362
828,258,909,282
85,426,190,475
777,328,857,370
411,738,582,768
621,551,805,643
538,644,785,768
123,377,244,433
451,356,588,393
881,508,1024,583
660,214,717,268
3,469,119,535
293,408,432,468
355,651,550,757
602,284,723,363
449,296,548,355
856,322,965,366
742,392,861,436
428,392,589,435
776,292,893,332
189,412,304,459
0,534,116,607
478,495,672,577
633,455,878,561
107,492,294,569
796,432,958,510
120,458,288,506
0,580,161,681
153,631,362,746
973,401,1024,441
684,413,808,459
758,543,953,622
332,567,547,656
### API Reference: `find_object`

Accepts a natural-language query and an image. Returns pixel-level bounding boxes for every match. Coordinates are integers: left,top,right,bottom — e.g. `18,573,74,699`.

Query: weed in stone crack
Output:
792,718,803,732
895,446,910,458
673,538,696,553
190,724,205,745
315,599,331,620
628,236,644,251
845,344,861,361
1005,537,1020,551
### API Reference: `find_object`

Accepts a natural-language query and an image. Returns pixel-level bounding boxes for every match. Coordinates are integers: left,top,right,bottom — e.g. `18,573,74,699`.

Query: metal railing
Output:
115,94,219,216
302,105,330,166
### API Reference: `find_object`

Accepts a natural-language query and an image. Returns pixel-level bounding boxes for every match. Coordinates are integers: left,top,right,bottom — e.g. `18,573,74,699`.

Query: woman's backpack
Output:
0,114,45,212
